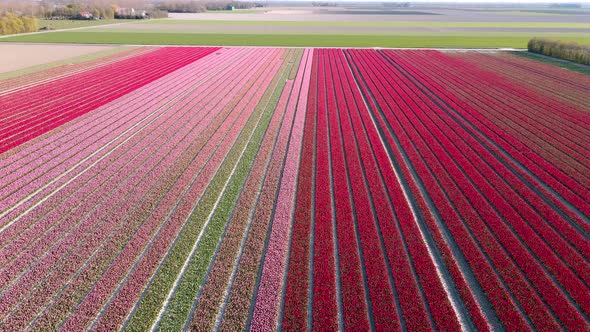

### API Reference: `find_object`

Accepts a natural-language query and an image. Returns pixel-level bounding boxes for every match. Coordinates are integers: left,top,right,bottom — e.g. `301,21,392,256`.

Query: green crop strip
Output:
37,19,136,30
3,31,589,48
124,50,296,332
288,49,304,80
156,50,300,332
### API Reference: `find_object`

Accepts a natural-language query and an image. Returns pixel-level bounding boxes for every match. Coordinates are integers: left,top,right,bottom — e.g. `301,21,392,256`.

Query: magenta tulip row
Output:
0,47,587,331
0,47,154,95
0,47,219,154
0,47,285,330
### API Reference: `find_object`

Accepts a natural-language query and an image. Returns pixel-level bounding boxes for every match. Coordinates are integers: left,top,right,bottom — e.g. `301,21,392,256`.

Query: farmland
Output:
2,6,590,48
0,46,589,331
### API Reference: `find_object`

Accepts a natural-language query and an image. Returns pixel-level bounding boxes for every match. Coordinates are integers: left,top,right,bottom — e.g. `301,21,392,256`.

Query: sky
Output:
327,0,590,2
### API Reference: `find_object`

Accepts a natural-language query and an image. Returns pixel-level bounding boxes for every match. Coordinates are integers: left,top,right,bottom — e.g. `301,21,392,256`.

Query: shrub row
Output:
528,38,590,65
0,13,37,35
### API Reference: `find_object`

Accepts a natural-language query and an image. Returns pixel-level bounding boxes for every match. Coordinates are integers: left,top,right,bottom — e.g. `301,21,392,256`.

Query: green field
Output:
38,19,134,30
2,31,590,48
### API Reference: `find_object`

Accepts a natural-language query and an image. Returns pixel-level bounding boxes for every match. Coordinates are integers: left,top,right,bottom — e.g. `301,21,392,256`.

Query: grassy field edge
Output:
3,31,590,48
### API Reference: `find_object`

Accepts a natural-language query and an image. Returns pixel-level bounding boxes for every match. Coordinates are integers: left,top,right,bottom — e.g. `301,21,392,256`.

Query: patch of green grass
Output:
3,31,590,48
0,46,135,80
510,51,590,75
38,19,134,30
141,19,590,29
123,50,295,332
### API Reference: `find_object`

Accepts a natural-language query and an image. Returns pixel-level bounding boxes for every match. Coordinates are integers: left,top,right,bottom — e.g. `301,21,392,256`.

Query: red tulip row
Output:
282,48,469,330
371,49,590,329
1,47,587,331
451,53,590,107
346,48,489,331
281,49,319,332
429,51,590,135
437,51,590,140
390,52,590,260
408,51,590,187
0,47,219,154
387,52,590,222
0,47,154,95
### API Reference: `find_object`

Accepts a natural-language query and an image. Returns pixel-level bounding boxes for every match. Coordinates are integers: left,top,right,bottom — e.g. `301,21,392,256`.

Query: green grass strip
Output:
156,50,299,332
3,31,589,48
143,19,590,29
38,19,136,30
0,46,136,80
510,51,590,75
124,50,295,332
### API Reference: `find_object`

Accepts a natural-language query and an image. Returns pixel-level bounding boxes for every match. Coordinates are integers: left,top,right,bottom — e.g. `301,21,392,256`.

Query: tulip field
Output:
0,46,588,331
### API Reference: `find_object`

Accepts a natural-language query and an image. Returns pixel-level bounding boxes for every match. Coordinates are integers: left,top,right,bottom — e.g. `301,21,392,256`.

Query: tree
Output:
0,13,37,35
22,16,37,32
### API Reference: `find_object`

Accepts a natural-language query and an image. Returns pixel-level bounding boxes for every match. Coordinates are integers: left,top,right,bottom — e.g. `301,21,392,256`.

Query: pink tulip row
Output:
0,47,219,219
0,47,218,155
1,47,587,331
70,48,287,332
187,67,295,330
213,58,307,332
0,46,280,330
0,46,252,330
0,47,230,264
57,47,284,330
281,49,318,332
249,48,313,331
0,47,154,95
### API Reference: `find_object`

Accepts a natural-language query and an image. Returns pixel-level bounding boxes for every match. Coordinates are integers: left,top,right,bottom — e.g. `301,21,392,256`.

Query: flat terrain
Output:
0,44,114,74
1,6,589,48
38,19,133,30
0,46,588,331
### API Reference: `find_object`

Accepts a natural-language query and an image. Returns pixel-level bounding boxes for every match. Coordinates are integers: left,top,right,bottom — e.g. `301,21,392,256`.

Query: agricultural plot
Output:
0,46,588,331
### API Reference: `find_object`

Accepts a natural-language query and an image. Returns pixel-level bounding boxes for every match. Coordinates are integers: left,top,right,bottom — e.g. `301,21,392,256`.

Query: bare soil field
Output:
0,44,114,74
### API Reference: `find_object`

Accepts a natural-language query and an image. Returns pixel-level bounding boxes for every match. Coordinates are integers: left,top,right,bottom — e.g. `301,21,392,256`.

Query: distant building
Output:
78,11,93,19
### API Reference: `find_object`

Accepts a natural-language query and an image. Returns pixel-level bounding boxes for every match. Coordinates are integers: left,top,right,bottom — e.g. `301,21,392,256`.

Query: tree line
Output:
528,38,590,66
155,1,256,13
0,12,38,35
